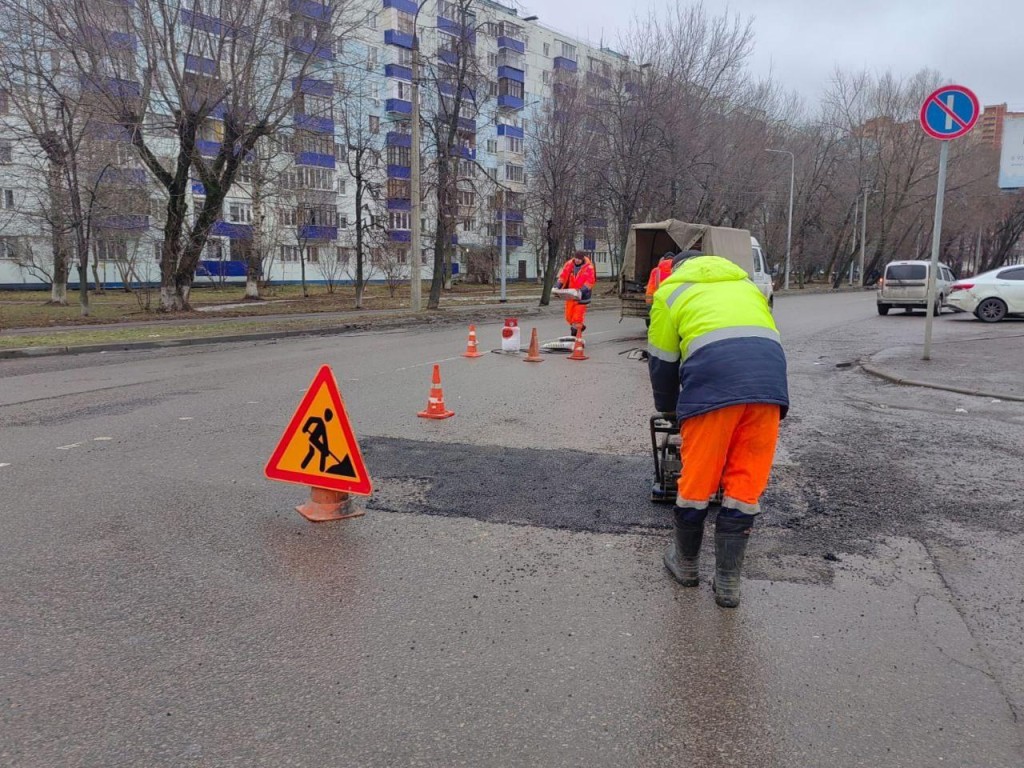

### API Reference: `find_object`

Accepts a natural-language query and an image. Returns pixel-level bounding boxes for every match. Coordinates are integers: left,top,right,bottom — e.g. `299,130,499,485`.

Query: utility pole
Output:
499,189,507,302
858,187,869,286
409,21,422,311
766,148,794,290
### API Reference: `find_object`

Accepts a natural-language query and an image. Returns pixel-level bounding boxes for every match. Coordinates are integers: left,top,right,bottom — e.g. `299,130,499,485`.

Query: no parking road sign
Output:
919,84,979,141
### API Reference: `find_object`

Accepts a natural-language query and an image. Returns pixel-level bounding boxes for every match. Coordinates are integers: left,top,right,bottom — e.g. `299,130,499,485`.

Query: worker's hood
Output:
672,255,750,285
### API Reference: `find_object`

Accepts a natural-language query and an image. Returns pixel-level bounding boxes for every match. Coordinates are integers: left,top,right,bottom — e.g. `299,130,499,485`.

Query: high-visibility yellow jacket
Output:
647,255,789,420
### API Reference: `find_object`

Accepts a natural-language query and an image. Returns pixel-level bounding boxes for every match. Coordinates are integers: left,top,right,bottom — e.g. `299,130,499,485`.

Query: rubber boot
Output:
663,509,704,587
712,513,752,608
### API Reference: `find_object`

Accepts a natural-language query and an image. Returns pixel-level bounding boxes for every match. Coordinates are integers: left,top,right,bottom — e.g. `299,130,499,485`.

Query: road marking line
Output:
0,463,10,468
93,437,113,441
56,443,81,450
179,417,193,421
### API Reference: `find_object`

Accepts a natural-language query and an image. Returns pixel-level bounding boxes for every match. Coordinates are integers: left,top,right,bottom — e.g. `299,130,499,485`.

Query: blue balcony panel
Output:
451,234,459,245
460,146,476,161
290,0,332,21
79,74,141,98
184,54,218,77
497,124,523,139
387,198,412,211
89,122,133,141
587,218,607,228
196,139,221,157
299,224,338,241
553,57,577,73
197,260,247,278
495,236,523,248
386,98,412,115
98,214,149,231
438,49,459,66
497,36,525,54
389,230,412,243
386,131,412,147
292,77,333,97
290,37,335,61
497,94,524,110
437,17,461,37
387,164,411,179
211,221,253,239
458,117,476,132
294,113,334,134
495,210,524,222
187,98,227,119
385,63,413,81
497,66,524,83
583,239,597,251
384,29,414,49
181,9,226,36
383,0,418,13
296,151,336,168
192,180,206,195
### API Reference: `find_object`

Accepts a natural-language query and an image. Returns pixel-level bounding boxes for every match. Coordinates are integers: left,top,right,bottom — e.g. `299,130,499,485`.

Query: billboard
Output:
998,116,1024,189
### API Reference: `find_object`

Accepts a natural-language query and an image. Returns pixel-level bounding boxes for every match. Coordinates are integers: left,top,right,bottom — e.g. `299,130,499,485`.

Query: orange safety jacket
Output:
558,257,596,301
646,258,675,302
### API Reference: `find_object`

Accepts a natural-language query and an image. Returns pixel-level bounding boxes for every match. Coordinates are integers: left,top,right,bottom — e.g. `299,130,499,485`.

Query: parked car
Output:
946,265,1024,322
876,260,956,316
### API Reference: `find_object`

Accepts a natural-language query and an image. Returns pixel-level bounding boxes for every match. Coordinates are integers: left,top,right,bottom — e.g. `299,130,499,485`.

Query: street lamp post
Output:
409,18,422,311
499,189,507,302
765,148,794,290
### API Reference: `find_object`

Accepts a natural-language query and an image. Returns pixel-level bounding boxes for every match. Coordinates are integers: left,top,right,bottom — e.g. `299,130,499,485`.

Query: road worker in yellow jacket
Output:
647,254,789,608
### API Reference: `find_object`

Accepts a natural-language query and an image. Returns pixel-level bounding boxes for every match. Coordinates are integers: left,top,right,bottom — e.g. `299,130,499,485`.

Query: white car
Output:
751,237,775,310
946,265,1024,322
876,260,956,315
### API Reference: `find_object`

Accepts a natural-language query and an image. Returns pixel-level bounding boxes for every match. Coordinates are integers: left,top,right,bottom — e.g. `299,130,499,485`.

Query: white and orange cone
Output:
417,364,455,419
462,325,483,358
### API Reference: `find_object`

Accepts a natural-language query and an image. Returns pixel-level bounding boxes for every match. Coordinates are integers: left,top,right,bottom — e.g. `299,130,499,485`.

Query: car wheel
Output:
934,296,943,316
768,296,774,313
975,297,1007,323
877,304,890,316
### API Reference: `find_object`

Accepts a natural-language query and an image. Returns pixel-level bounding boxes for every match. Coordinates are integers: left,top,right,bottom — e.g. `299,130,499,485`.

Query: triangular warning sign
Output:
265,365,373,495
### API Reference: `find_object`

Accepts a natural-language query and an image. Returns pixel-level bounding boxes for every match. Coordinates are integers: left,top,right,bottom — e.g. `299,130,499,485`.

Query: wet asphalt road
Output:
1,293,1023,767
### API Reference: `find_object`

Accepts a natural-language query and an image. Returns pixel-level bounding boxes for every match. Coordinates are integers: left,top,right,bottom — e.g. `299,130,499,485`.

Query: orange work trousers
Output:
676,403,781,514
564,299,587,329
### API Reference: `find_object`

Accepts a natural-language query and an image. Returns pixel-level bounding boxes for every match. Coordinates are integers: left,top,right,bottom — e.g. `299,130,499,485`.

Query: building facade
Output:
0,0,627,290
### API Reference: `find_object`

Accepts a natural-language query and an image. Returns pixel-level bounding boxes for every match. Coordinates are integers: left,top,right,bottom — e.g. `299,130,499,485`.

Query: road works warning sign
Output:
264,365,372,495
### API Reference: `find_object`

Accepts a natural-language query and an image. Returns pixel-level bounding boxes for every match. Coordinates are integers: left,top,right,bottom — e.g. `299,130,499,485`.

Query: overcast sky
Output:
530,0,1022,111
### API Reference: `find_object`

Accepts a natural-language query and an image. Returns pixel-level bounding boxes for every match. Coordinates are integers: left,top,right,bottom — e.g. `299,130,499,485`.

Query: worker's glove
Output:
555,282,563,290
658,411,679,427
579,286,592,303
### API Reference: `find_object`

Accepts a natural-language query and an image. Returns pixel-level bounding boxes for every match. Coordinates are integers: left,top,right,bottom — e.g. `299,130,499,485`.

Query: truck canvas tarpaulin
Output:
619,220,754,319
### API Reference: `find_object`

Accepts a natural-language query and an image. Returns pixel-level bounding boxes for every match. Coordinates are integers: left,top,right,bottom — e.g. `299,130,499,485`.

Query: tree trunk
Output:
247,179,264,300
354,155,364,309
539,230,560,306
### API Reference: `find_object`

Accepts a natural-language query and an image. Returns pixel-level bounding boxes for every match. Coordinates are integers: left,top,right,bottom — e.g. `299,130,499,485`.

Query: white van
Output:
876,260,956,316
751,237,775,310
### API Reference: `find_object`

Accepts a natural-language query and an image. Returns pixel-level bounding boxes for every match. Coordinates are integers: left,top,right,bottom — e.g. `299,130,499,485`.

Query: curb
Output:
858,360,1024,403
0,300,611,360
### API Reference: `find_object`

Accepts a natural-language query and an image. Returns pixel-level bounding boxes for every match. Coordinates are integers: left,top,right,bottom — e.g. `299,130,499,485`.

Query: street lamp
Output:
409,0,432,312
765,148,794,290
858,187,876,287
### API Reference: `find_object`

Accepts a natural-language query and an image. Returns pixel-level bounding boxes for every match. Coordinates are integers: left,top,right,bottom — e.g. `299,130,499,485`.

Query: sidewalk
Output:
861,332,1024,402
0,297,620,359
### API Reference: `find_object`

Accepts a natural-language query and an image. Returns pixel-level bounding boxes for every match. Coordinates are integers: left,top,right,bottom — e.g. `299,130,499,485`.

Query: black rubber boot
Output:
713,514,752,608
663,509,704,587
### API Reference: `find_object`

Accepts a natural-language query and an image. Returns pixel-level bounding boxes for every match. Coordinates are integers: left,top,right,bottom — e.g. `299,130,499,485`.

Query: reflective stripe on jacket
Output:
647,255,789,420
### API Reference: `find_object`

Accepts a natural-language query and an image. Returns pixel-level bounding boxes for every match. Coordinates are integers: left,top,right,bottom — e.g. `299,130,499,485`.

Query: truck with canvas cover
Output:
619,220,773,319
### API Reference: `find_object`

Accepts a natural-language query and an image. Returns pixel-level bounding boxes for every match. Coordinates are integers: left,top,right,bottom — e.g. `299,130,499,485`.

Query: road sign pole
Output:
923,140,950,361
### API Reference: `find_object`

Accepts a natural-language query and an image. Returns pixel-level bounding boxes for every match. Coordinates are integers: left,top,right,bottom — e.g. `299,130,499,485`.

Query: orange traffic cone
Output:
418,364,455,419
567,329,589,361
462,325,483,358
523,327,544,363
296,487,366,523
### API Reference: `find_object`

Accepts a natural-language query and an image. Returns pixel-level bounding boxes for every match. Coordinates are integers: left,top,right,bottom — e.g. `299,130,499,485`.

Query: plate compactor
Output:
650,414,723,506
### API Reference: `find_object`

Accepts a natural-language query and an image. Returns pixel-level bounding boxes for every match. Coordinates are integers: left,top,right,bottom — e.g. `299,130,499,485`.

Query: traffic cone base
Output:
462,325,483,358
296,487,366,523
524,327,544,363
418,364,455,419
567,331,589,361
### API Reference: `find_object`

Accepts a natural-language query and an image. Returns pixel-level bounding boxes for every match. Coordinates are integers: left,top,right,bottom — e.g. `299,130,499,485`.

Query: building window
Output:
306,245,320,263
391,80,412,100
366,46,379,70
369,115,380,133
499,78,524,99
227,201,253,223
367,10,378,29
280,245,301,262
486,139,497,153
559,41,576,60
339,216,348,229
337,246,353,266
279,207,298,227
506,136,523,154
0,141,11,164
396,11,414,35
0,237,18,259
299,204,339,227
387,145,411,166
388,178,411,198
462,217,474,232
338,177,347,195
1,189,14,209
94,239,128,261
542,71,550,84
487,53,498,67
389,210,411,230
504,164,524,183
543,43,549,57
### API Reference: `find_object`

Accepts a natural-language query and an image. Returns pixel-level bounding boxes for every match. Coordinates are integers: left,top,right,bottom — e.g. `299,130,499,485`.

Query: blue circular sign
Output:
919,85,980,141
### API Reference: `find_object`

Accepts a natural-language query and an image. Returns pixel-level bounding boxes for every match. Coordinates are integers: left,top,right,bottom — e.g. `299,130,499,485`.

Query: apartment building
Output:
0,0,628,289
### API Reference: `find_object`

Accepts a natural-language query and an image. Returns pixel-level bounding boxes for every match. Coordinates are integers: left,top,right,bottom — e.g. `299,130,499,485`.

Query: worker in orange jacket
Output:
557,251,597,338
645,252,677,303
